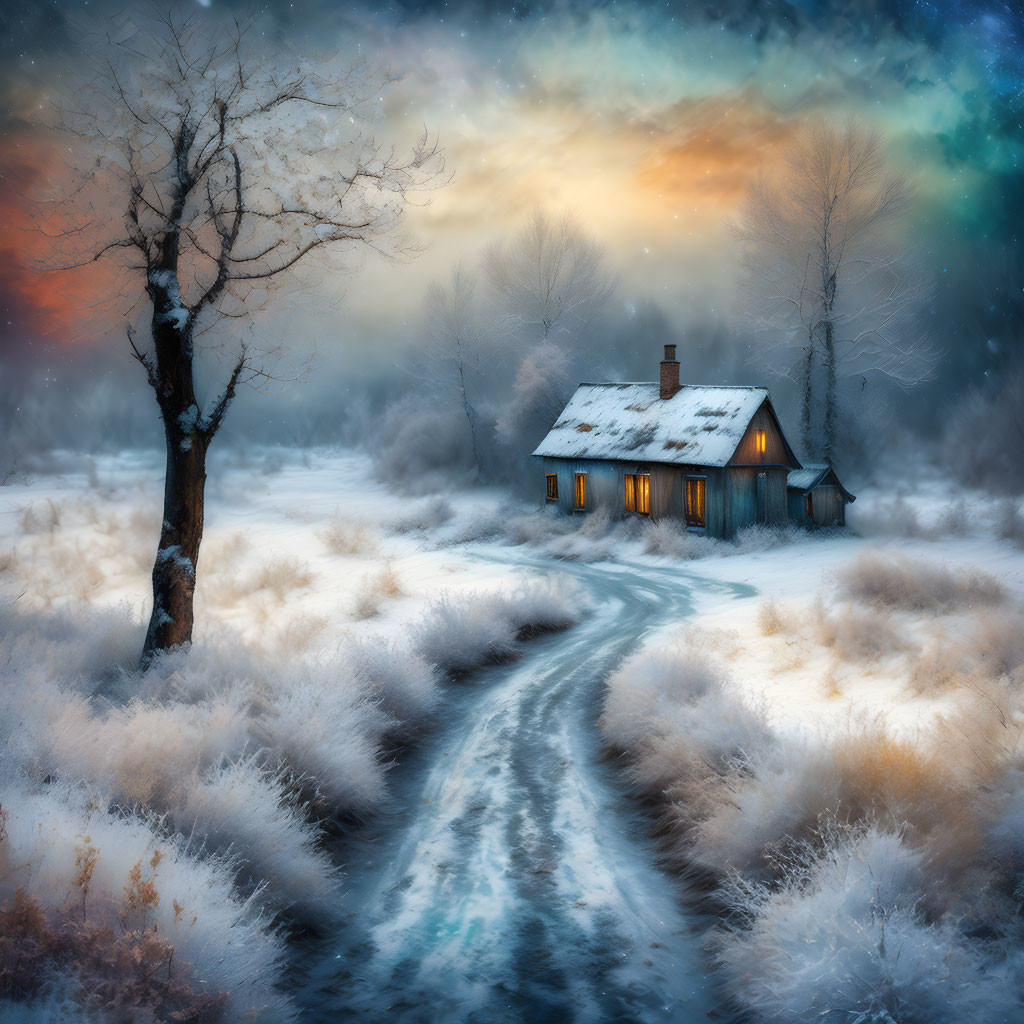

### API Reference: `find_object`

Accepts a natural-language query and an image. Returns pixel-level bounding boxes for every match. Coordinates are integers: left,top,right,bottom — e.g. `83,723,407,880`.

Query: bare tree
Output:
35,9,444,664
737,120,934,461
484,210,613,346
483,210,613,462
420,266,491,479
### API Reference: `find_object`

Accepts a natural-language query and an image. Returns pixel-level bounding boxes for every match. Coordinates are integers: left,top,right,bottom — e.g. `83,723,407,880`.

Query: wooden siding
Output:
728,401,794,468
810,484,845,525
541,458,739,537
723,467,787,533
787,484,848,527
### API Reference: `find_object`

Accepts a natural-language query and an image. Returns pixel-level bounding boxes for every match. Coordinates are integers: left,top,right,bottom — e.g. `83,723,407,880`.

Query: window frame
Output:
624,472,651,515
573,472,587,510
624,473,636,512
636,473,651,515
685,475,706,528
546,474,559,502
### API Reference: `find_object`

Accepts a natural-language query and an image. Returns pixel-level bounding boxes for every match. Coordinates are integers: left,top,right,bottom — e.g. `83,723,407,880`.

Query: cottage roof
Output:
532,382,783,468
787,463,856,502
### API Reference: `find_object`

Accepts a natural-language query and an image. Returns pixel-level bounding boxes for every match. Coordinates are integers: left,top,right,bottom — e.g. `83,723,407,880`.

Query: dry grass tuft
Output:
756,599,786,637
353,561,404,620
812,600,908,663
837,550,1004,612
319,515,380,555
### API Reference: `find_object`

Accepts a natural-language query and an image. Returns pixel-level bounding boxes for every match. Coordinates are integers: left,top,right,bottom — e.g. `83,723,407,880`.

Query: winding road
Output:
293,557,755,1023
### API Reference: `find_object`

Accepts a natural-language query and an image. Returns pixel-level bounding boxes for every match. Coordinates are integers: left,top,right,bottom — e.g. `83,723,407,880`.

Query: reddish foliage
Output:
0,887,227,1023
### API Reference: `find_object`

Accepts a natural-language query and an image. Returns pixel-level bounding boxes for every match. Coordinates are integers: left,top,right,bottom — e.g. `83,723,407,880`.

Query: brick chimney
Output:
659,344,681,400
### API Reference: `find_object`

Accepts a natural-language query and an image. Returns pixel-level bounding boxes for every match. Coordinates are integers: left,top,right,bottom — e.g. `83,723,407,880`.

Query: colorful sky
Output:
1,0,1021,443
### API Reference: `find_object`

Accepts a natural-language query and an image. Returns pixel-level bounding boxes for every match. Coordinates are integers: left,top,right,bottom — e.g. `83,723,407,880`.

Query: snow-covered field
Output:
2,447,1024,1022
600,488,1024,1021
0,448,581,1020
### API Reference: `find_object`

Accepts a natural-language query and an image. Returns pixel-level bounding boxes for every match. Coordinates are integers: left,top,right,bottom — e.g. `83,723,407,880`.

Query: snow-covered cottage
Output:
532,345,854,538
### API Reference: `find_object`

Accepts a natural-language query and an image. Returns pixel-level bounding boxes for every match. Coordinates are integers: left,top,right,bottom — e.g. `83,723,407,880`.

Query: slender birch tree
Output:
737,120,933,461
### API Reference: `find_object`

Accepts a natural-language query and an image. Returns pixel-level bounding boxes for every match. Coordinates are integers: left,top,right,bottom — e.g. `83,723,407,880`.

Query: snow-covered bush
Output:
640,518,717,560
0,773,292,1022
348,637,442,730
444,506,506,544
412,575,581,673
812,600,909,662
389,495,455,534
503,507,572,547
318,515,380,555
836,550,1004,611
714,823,1022,1023
602,628,771,806
352,561,403,619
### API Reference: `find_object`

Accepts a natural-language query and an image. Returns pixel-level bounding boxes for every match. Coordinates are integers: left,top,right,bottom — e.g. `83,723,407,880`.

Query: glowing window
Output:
805,493,813,518
546,474,558,501
624,474,651,515
755,428,767,455
685,477,706,527
636,474,650,515
574,473,587,510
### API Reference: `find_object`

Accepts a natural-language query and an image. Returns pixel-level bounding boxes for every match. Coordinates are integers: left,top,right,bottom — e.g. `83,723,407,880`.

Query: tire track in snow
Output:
293,556,754,1022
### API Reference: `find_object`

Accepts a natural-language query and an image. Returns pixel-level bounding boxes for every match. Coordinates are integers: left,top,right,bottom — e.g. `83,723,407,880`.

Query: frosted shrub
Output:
848,493,927,538
352,561,403,620
319,515,379,556
412,593,519,672
254,668,391,818
504,507,572,546
349,637,442,729
493,575,582,638
641,518,717,560
0,776,293,1021
756,599,786,637
731,523,804,554
19,498,63,536
837,550,1004,612
545,508,620,561
445,506,506,544
178,757,338,923
814,601,908,662
602,632,771,800
412,575,580,673
714,824,1021,1023
690,739,840,877
966,607,1024,678
390,495,454,534
251,556,315,600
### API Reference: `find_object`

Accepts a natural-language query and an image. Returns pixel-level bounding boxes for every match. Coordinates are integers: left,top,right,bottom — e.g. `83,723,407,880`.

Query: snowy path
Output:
292,555,755,1023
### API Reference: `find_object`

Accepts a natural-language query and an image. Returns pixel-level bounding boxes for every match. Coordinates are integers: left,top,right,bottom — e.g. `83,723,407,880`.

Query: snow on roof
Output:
787,463,856,501
532,382,770,467
787,464,831,491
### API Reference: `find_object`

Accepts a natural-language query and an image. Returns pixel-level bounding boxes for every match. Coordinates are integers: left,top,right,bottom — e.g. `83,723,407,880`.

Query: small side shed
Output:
787,463,856,527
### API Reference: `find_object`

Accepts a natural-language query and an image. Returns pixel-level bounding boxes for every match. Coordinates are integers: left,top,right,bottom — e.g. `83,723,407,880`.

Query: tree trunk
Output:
823,318,837,463
140,275,209,666
800,332,816,460
141,423,208,664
